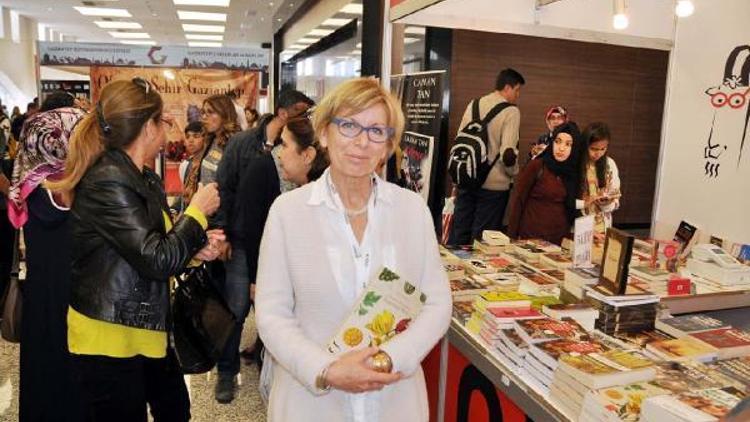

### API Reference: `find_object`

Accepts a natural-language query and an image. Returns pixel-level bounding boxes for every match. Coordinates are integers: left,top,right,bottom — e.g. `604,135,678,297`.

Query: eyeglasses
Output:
131,77,151,94
707,87,750,109
330,117,394,144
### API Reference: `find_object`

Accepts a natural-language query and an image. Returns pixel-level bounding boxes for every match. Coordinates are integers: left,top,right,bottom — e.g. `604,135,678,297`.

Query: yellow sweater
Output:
68,206,207,358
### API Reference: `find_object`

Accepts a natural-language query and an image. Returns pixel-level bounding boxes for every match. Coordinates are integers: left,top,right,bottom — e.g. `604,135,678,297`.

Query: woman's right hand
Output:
190,182,220,216
325,347,403,393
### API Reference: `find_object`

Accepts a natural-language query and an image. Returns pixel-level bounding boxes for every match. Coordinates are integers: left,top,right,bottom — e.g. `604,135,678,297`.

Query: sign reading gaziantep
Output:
38,42,269,71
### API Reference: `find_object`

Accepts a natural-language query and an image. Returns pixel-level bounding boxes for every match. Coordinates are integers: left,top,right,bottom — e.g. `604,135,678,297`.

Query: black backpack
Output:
447,99,516,189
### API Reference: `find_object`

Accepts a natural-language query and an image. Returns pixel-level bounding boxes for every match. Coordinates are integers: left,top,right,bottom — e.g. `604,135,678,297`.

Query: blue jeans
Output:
448,188,510,245
217,247,251,376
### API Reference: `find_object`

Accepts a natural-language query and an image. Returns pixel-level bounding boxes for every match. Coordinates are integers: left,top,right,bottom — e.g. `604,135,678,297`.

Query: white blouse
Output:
255,168,452,422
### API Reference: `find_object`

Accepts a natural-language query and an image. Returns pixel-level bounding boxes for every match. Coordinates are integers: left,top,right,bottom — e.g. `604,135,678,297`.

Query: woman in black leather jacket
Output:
48,78,223,422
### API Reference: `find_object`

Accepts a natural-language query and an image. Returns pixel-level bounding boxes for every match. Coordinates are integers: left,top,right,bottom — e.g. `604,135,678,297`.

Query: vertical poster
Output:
89,66,259,194
390,70,445,203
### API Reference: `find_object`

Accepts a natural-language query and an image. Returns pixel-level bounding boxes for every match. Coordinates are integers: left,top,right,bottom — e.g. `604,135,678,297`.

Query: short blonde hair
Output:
312,77,404,147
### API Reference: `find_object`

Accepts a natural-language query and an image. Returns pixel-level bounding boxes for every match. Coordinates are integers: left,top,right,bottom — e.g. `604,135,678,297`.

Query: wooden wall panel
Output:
448,30,669,225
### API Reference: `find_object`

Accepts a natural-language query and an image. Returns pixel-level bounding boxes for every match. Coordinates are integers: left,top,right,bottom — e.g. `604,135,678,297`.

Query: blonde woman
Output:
256,78,452,421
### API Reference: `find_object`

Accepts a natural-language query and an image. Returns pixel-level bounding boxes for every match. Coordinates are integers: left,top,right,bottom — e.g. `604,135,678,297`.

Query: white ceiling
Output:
0,0,288,47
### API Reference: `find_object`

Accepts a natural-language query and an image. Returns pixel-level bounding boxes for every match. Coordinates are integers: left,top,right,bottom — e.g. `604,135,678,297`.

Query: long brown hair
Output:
203,94,239,147
285,117,328,181
47,79,162,194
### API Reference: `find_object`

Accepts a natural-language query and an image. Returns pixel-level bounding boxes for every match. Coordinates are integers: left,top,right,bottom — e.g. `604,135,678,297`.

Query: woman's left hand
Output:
193,229,225,261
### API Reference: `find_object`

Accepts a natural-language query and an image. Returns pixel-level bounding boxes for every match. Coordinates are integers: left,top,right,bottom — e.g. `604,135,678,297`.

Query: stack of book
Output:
645,336,719,362
581,360,746,422
711,356,750,390
479,307,543,348
526,238,563,254
481,272,520,292
689,327,750,359
539,252,573,270
466,291,532,335
444,263,465,280
563,266,601,299
513,318,590,391
452,300,474,325
449,275,494,300
655,314,730,338
482,230,510,247
518,273,561,296
552,350,658,419
463,258,495,275
495,327,530,371
473,239,506,256
542,303,600,331
585,286,660,336
641,387,745,422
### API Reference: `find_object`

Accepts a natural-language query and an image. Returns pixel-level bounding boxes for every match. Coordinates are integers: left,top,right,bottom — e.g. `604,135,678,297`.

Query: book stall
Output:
423,224,750,422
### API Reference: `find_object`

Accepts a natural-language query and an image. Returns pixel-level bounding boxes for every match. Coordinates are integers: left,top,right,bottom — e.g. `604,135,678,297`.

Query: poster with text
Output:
390,71,444,203
90,66,259,194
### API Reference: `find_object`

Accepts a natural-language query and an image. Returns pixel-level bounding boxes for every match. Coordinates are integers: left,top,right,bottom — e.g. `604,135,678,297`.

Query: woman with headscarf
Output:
530,105,568,159
7,106,85,421
508,121,583,245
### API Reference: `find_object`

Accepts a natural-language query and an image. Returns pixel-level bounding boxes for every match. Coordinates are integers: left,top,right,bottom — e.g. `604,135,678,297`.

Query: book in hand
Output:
557,349,657,389
514,317,589,345
645,336,719,362
327,267,424,354
655,314,730,338
689,328,750,359
641,387,744,422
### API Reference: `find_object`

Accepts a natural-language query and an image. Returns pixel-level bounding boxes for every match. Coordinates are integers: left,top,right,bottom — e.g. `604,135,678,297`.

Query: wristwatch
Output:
371,351,393,373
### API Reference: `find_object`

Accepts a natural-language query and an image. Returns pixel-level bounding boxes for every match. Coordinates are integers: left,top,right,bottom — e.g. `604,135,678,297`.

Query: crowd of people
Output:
450,68,621,247
0,69,623,421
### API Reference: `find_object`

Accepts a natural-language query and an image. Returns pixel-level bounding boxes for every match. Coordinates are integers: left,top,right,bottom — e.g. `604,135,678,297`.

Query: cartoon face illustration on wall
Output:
703,45,750,178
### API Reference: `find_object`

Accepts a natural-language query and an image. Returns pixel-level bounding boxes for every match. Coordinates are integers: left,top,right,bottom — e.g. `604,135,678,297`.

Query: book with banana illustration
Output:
327,267,426,354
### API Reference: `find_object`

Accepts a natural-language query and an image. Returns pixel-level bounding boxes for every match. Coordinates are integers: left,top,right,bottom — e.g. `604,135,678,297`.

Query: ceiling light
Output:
296,37,317,44
74,7,131,17
109,32,150,39
185,33,223,40
95,21,143,29
308,28,333,37
356,42,362,48
163,70,176,80
404,37,420,44
182,23,225,33
188,41,222,47
675,0,694,17
405,26,426,35
173,0,230,6
288,44,304,49
340,4,363,15
321,18,351,27
120,40,156,45
177,11,227,22
612,0,629,30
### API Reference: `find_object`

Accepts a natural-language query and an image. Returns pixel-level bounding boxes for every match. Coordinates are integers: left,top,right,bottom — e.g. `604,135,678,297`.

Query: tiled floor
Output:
0,314,267,422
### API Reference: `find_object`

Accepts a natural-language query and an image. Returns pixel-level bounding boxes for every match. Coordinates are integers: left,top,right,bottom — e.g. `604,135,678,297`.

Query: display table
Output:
425,320,573,422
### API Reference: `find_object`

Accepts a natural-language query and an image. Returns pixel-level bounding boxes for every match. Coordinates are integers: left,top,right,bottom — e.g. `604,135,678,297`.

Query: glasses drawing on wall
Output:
703,45,750,179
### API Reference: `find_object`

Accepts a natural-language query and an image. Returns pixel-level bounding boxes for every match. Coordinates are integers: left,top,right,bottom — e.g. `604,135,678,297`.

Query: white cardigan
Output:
255,171,452,422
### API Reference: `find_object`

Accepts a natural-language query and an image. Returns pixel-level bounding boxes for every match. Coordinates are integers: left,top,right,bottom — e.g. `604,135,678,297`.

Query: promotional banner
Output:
390,70,445,203
90,66,259,194
40,42,269,71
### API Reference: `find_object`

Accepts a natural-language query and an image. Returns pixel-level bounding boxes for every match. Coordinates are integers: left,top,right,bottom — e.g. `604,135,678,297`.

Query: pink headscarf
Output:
7,107,84,228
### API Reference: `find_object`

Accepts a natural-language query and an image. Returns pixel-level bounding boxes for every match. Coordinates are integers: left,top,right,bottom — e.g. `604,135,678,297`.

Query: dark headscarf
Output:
541,121,583,222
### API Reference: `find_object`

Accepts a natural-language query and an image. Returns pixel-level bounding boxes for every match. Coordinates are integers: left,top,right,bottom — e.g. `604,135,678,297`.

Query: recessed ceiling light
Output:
182,23,225,33
340,4,363,15
95,21,143,29
173,0,230,6
308,28,333,37
404,26,425,35
356,42,361,48
120,40,156,45
74,7,131,17
109,32,151,39
185,33,223,40
177,11,227,22
296,37,317,44
404,37,420,44
321,18,350,27
188,41,222,47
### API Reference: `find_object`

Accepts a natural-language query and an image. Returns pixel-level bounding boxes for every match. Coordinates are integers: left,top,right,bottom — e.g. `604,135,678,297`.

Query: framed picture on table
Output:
598,228,635,295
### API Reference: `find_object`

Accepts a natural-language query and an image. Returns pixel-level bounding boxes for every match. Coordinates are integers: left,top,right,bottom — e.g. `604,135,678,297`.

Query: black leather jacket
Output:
70,148,207,331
